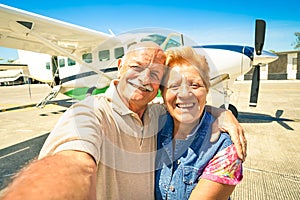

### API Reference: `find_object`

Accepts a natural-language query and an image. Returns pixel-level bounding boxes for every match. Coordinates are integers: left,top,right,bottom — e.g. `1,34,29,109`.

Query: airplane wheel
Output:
220,104,238,118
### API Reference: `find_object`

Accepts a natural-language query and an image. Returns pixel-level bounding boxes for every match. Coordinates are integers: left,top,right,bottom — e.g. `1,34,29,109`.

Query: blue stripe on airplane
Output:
61,45,255,84
193,45,254,60
60,67,118,84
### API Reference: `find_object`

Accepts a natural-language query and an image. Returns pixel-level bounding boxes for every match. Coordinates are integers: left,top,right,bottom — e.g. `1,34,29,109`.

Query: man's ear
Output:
117,59,123,79
117,58,122,69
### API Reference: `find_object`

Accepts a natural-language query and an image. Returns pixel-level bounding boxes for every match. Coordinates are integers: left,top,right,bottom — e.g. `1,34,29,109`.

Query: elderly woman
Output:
155,46,243,200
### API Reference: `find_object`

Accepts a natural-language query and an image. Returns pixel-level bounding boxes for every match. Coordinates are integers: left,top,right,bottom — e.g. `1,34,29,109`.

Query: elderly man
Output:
1,42,245,200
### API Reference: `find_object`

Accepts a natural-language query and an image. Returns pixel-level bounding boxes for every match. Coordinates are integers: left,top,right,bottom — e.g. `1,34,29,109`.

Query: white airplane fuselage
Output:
16,30,278,111
52,43,277,97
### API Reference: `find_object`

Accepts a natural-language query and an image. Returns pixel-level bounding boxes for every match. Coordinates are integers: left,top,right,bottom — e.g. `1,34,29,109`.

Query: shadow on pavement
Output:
0,133,50,190
238,110,297,130
0,98,74,113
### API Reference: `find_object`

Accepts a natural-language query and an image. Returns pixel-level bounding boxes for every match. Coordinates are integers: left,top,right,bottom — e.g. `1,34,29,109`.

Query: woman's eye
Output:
191,83,204,89
191,83,200,88
168,83,179,89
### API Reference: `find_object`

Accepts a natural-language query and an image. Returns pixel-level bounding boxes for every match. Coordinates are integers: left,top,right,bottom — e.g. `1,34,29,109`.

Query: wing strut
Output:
210,73,230,87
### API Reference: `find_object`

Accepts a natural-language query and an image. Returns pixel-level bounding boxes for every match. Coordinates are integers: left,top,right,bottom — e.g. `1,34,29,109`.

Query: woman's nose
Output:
177,84,191,97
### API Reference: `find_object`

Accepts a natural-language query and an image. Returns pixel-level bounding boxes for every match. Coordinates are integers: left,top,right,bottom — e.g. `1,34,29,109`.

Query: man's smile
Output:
128,80,154,92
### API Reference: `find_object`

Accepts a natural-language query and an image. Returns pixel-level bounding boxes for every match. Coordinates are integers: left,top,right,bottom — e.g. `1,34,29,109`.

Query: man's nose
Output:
139,68,151,85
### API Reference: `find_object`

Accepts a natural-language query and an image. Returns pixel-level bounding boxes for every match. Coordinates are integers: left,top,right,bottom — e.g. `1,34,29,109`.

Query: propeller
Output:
254,20,266,56
249,19,266,107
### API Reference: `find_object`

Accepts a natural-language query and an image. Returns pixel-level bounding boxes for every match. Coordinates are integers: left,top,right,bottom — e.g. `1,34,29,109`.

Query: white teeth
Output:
128,81,153,92
177,103,193,108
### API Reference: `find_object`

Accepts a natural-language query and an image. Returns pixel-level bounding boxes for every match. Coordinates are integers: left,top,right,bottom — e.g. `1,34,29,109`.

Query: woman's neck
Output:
173,119,200,140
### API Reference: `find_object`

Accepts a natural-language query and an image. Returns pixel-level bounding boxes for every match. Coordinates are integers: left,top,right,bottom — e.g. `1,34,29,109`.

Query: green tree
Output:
7,59,15,63
292,32,300,49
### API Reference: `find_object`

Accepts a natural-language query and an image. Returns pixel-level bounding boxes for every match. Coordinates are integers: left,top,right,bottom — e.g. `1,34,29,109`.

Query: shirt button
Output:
169,186,175,192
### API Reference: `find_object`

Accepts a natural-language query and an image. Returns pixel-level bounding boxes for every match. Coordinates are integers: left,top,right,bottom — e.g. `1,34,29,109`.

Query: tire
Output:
220,104,238,118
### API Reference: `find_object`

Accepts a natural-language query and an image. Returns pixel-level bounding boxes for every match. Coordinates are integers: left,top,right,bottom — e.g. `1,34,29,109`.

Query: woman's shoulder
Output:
220,131,234,146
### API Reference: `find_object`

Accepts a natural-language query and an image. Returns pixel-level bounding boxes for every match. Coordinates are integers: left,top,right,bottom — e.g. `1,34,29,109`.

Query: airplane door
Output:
51,56,60,85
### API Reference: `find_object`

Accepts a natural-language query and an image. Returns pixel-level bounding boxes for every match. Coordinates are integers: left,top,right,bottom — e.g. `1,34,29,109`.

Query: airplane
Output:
0,3,278,117
0,63,28,85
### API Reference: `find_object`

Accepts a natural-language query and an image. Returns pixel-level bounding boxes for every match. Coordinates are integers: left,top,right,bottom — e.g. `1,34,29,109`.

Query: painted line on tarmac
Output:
0,146,30,160
0,103,58,113
244,167,300,183
0,104,36,112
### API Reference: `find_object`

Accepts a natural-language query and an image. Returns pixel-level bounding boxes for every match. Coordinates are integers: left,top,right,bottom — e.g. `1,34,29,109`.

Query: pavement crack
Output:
244,167,300,183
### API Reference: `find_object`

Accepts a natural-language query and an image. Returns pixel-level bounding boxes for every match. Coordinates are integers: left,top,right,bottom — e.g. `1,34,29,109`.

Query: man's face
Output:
117,47,166,110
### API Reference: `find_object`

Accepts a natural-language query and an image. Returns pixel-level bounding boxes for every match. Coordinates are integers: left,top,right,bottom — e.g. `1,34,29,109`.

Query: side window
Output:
82,53,92,63
165,39,181,50
46,62,51,70
114,47,124,59
59,58,65,68
68,58,76,66
98,50,110,61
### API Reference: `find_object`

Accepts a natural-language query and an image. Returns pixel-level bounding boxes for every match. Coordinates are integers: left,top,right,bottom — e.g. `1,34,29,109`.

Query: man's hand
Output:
206,105,247,161
1,151,97,200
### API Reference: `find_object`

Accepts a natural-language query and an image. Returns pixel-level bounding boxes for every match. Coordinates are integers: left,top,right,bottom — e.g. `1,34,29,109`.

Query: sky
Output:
0,0,299,63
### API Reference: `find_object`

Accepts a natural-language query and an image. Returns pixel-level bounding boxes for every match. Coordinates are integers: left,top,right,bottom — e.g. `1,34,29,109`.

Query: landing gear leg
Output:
221,104,238,118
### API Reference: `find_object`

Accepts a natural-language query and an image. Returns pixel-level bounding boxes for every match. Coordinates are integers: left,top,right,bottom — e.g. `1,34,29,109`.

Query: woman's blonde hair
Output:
163,46,210,91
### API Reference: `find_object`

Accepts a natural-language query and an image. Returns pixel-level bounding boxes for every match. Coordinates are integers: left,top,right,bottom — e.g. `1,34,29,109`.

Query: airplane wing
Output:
0,4,112,57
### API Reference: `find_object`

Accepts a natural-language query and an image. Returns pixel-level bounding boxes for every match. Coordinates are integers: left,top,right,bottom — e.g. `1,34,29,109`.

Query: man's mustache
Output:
128,80,154,92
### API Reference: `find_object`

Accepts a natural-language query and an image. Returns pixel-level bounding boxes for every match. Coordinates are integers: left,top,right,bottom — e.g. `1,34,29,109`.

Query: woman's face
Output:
162,64,207,125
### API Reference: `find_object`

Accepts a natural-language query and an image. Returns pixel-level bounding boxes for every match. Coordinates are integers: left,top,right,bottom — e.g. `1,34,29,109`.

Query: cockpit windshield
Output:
140,34,182,50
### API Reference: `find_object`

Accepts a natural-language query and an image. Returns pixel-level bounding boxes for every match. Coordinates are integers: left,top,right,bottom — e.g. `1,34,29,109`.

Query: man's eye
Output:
130,65,142,71
151,72,159,80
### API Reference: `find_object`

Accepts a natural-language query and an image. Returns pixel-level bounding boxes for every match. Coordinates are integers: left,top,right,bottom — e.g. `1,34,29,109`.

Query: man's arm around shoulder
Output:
1,150,97,200
205,105,247,161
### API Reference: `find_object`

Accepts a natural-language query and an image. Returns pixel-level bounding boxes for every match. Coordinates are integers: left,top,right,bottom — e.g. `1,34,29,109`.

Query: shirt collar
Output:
105,79,134,116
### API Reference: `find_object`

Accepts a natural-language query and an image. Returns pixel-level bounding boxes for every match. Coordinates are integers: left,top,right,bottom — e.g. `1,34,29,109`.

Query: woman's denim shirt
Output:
155,111,234,200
